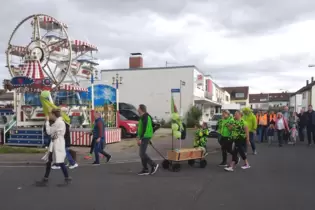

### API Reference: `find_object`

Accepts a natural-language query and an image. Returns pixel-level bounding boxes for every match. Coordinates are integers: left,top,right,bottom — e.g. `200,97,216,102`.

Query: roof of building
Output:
100,65,212,77
293,81,315,95
222,86,249,100
249,93,291,103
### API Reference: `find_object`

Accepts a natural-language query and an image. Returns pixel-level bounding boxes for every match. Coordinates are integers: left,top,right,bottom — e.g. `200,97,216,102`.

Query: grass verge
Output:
0,146,46,154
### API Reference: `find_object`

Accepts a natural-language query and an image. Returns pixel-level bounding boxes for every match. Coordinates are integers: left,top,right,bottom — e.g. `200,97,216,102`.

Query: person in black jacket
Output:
297,108,307,142
306,105,315,146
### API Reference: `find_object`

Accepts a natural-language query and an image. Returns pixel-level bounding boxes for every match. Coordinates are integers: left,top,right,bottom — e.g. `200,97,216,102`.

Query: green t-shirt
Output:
220,117,234,138
231,119,247,141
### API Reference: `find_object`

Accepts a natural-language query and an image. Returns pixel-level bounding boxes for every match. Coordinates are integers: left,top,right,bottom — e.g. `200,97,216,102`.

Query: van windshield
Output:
211,114,222,121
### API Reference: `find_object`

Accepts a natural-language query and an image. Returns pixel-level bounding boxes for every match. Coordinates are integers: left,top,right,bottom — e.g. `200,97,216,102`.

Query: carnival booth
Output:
2,14,121,147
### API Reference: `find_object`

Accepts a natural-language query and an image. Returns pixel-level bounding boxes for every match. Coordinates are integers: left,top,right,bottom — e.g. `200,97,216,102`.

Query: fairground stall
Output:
2,14,121,147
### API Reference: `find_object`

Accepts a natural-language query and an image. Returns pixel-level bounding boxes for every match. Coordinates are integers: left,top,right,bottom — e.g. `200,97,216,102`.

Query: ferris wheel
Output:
6,14,99,92
6,14,74,91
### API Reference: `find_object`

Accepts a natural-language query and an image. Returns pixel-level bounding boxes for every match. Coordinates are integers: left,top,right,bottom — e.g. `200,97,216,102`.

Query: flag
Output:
171,95,178,113
40,95,71,124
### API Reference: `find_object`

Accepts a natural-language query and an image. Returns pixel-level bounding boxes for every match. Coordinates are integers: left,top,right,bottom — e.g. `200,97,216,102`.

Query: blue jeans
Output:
65,147,76,166
94,140,111,164
244,132,256,152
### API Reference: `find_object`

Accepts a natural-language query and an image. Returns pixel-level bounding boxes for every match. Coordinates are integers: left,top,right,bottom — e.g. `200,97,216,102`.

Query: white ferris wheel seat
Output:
8,45,27,57
62,40,98,52
31,16,68,30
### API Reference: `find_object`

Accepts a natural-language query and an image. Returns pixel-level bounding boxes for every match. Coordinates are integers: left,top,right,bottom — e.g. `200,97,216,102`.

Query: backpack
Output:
181,122,187,140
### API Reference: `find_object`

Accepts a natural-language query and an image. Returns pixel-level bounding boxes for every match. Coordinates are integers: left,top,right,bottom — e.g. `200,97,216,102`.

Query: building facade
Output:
249,93,290,111
222,86,249,109
95,53,230,122
290,78,314,112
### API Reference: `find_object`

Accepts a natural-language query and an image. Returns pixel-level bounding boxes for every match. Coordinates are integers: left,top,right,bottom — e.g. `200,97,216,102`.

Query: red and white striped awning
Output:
59,84,88,92
23,59,45,80
9,45,27,57
31,16,68,29
69,40,98,52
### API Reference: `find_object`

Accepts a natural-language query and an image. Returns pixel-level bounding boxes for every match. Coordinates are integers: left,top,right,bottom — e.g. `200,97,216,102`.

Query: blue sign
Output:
10,76,33,87
171,88,180,93
79,84,116,107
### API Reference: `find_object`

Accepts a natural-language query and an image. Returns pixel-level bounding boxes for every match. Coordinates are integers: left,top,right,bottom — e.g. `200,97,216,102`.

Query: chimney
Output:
312,77,314,83
307,80,309,86
129,53,143,68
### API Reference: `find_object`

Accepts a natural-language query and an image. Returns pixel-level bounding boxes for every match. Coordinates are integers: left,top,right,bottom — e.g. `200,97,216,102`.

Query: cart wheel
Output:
200,159,207,168
162,160,170,169
171,163,181,172
188,159,195,166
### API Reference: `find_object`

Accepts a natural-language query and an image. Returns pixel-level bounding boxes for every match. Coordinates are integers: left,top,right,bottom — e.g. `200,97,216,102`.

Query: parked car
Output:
118,113,138,138
207,113,222,137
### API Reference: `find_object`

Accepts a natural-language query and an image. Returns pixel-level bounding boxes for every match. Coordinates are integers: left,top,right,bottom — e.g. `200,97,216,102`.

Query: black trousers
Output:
306,125,315,144
139,138,156,170
44,152,69,178
220,137,233,163
298,125,305,142
232,141,247,162
277,129,285,146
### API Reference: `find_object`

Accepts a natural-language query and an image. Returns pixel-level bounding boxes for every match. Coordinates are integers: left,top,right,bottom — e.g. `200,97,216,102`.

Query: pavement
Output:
0,135,315,209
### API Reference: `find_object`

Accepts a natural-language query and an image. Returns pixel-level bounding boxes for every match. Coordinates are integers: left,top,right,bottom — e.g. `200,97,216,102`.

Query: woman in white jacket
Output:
36,108,71,186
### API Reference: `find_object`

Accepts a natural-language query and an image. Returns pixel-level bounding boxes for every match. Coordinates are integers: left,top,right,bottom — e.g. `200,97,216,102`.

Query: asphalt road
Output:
0,142,314,210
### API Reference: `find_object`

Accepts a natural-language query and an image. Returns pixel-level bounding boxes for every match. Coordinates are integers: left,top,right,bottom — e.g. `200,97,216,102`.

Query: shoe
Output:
218,162,228,167
69,163,78,169
150,164,159,175
65,177,72,184
224,166,234,172
51,165,61,170
241,164,251,169
35,178,48,187
92,162,100,166
106,155,112,163
235,157,240,165
253,151,257,155
138,169,150,176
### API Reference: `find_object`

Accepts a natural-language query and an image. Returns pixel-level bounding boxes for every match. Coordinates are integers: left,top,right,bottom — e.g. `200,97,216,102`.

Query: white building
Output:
94,53,230,122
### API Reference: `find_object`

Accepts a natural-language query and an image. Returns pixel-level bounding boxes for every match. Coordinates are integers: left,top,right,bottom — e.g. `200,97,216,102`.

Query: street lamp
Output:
112,73,123,128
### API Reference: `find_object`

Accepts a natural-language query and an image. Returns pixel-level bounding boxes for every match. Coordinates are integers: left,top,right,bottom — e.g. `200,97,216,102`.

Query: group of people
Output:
36,104,159,185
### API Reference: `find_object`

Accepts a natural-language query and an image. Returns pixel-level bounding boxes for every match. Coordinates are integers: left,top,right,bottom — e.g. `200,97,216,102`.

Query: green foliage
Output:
186,105,203,128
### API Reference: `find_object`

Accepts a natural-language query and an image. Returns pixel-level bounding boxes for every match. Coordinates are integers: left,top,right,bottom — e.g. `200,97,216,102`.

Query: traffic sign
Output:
171,88,180,93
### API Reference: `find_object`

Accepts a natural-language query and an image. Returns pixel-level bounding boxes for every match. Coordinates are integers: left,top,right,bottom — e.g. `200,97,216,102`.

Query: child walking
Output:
193,122,209,155
289,124,298,145
267,122,275,146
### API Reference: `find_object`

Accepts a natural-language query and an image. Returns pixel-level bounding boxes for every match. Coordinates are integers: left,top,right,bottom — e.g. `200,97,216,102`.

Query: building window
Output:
225,95,229,101
302,92,306,99
235,102,246,105
235,92,244,98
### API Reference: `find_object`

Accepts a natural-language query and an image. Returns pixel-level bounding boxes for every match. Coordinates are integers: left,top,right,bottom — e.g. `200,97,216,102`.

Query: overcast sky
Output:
2,0,315,93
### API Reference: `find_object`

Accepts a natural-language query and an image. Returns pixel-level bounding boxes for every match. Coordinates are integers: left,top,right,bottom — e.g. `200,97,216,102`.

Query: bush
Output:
186,105,202,128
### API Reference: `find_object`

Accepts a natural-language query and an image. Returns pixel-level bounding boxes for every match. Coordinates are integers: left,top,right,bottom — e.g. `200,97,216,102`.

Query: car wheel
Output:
120,127,127,138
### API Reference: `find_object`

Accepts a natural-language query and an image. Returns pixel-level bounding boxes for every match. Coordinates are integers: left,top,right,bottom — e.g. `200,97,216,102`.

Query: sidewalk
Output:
0,131,220,165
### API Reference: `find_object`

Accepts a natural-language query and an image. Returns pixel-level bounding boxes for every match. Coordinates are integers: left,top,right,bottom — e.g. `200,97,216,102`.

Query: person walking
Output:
306,105,315,146
218,110,235,167
137,104,159,175
224,111,251,172
297,108,307,142
92,112,112,165
282,106,290,144
242,107,257,155
275,112,289,147
267,122,275,146
257,111,268,143
36,108,71,186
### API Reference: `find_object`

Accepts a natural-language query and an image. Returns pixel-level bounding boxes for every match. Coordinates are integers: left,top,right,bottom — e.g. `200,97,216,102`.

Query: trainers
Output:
241,164,251,169
65,177,72,184
138,169,150,176
150,164,159,175
253,151,257,155
106,155,112,163
92,162,100,166
69,163,78,169
51,165,60,170
218,162,228,167
224,167,234,172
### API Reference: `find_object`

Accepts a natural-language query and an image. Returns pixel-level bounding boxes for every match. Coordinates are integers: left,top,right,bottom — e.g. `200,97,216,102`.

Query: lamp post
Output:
90,68,98,123
112,73,123,128
179,80,185,117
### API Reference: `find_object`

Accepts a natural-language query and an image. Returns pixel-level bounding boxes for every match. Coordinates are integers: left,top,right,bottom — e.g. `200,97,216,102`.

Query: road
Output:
0,142,314,210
